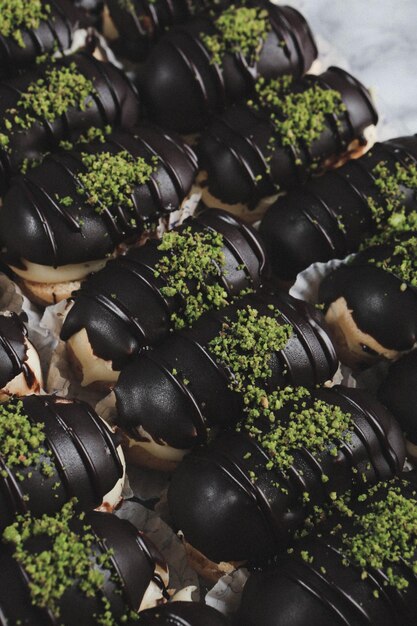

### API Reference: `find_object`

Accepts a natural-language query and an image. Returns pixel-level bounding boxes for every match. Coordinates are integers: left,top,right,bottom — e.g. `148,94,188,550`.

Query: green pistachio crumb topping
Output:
364,160,417,245
202,6,269,66
3,502,138,625
342,484,417,591
249,76,346,177
367,235,417,288
0,399,55,480
154,227,229,328
0,0,50,47
74,151,158,214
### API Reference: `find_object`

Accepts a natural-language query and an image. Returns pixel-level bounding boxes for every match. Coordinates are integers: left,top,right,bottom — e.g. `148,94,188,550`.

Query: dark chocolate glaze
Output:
140,5,318,133
0,125,198,268
167,385,405,563
239,473,417,626
0,52,140,195
138,602,231,625
259,134,417,281
0,0,87,79
198,67,378,208
379,350,417,445
114,291,338,449
319,245,417,354
60,208,268,369
0,395,125,530
106,0,251,62
0,510,167,626
0,312,35,390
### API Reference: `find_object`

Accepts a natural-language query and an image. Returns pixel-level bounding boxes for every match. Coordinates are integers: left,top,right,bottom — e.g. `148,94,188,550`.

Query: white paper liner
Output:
205,568,249,616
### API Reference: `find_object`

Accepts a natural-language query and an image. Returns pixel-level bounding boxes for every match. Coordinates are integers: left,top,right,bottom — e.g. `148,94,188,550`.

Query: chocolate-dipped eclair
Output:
138,602,231,625
0,125,198,305
114,291,338,469
140,4,318,133
239,473,417,626
0,51,140,195
198,67,378,215
0,0,89,79
104,0,248,62
0,504,169,624
0,312,43,399
260,134,417,281
167,385,405,571
378,350,417,462
0,395,126,530
60,208,268,387
319,234,417,369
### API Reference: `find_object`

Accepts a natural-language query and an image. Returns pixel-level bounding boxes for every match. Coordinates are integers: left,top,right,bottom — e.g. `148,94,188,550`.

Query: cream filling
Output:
128,426,189,463
67,328,120,387
10,258,108,284
138,563,169,612
0,339,43,401
171,586,197,602
325,297,400,368
406,440,417,462
96,419,126,512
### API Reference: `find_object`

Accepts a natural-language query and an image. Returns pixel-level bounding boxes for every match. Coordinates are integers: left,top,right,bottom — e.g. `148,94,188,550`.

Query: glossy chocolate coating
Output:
0,126,197,268
167,385,405,563
379,351,417,445
0,0,87,79
0,52,140,195
106,0,250,62
138,602,231,625
0,511,167,626
140,5,318,133
239,474,417,626
260,135,417,281
0,312,37,390
198,67,378,208
0,395,124,529
319,246,417,354
61,208,268,369
115,291,338,449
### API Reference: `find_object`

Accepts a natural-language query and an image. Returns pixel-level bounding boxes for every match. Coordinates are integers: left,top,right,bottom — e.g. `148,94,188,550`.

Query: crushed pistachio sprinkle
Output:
0,0,50,47
0,400,55,481
366,235,417,288
202,6,270,66
153,227,230,328
2,502,138,625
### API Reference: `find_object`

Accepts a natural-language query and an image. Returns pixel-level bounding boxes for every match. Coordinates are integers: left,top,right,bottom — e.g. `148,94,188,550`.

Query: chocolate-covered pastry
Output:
0,504,169,624
239,473,417,626
115,291,338,469
168,385,405,567
260,134,417,281
0,52,140,195
379,350,417,459
104,0,248,62
0,0,89,79
0,311,43,399
198,67,378,212
0,394,126,530
141,4,318,133
138,602,231,625
319,234,417,369
0,125,198,304
60,208,268,387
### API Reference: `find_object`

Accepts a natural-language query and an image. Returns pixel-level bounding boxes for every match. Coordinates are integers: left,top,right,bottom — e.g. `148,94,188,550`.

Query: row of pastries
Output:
0,1,415,625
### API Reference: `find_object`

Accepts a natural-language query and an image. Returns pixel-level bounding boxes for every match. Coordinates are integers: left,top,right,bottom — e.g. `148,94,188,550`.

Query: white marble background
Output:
285,0,417,141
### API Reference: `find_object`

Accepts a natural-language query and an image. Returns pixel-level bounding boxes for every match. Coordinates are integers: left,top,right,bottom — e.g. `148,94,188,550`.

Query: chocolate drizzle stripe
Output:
183,27,227,109
143,352,207,441
299,204,339,252
114,256,172,317
176,329,232,386
165,37,210,111
16,562,59,626
0,325,25,380
18,177,59,265
333,388,402,476
85,407,124,478
163,130,199,170
44,11,67,56
0,456,28,516
136,133,186,199
331,167,374,214
82,53,122,124
22,177,82,233
307,74,349,151
77,289,148,342
50,0,74,42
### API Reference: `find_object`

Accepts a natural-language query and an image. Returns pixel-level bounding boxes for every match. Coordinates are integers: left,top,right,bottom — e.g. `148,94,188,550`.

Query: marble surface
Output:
286,0,417,141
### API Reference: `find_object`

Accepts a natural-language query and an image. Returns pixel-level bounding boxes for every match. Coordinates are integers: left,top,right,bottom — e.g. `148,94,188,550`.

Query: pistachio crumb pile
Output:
366,235,417,288
154,227,230,328
2,502,138,625
0,399,55,481
202,6,270,66
0,0,50,47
